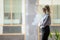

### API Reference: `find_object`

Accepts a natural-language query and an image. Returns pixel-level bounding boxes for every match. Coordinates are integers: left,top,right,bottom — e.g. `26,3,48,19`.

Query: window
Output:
0,0,25,40
0,0,25,37
3,0,23,34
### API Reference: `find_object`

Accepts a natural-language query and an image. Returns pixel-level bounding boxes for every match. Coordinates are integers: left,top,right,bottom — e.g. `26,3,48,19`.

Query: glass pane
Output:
4,0,11,25
53,5,58,19
12,0,22,24
50,26,60,33
39,26,60,33
3,26,21,33
52,5,60,24
58,5,60,18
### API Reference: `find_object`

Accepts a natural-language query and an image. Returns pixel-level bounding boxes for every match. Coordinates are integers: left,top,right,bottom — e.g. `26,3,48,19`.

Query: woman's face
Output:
42,8,46,13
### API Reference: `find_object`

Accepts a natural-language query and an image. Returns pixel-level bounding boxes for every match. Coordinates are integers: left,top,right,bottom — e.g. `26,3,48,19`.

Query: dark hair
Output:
45,5,50,13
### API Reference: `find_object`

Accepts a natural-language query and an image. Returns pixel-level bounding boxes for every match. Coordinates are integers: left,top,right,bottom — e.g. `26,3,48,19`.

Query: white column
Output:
22,0,26,34
0,0,4,34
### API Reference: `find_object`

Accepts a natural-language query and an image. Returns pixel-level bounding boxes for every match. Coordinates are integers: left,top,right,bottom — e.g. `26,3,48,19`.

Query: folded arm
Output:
40,14,49,28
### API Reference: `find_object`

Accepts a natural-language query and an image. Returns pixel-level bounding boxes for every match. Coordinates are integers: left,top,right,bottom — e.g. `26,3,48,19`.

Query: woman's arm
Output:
43,14,49,25
40,14,49,28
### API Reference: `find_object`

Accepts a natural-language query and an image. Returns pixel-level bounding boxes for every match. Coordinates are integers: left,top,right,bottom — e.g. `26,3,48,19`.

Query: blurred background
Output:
0,0,60,40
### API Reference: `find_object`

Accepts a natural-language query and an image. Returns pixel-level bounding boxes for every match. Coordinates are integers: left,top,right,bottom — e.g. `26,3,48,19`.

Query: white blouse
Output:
32,13,51,29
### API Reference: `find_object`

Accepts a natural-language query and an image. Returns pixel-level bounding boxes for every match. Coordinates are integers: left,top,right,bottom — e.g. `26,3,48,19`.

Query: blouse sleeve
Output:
40,14,49,26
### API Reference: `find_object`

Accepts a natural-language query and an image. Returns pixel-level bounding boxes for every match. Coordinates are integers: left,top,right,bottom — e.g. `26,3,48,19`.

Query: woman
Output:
40,5,51,40
32,5,51,40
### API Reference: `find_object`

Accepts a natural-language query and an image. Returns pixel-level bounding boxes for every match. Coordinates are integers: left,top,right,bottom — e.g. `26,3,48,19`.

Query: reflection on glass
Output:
3,26,21,33
4,0,11,25
12,0,22,24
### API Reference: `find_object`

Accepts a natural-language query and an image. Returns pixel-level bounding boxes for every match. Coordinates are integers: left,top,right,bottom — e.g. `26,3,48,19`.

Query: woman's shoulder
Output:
44,14,49,16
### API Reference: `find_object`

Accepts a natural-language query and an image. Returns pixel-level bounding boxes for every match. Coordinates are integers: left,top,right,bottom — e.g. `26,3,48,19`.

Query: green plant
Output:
49,33,52,38
49,32,53,40
55,30,60,40
49,30,60,40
